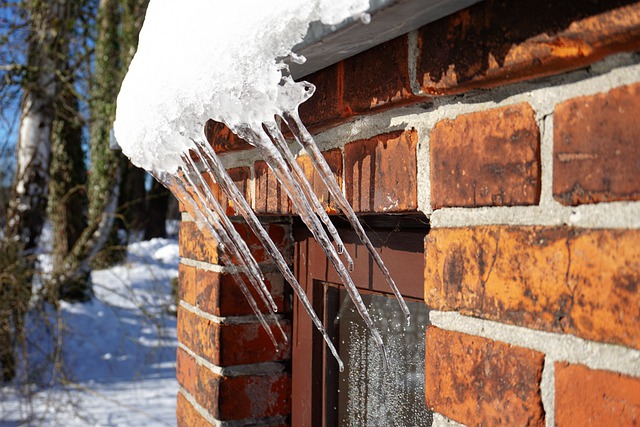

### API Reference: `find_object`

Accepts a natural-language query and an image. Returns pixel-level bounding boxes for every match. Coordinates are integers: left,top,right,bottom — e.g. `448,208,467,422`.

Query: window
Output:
292,216,430,427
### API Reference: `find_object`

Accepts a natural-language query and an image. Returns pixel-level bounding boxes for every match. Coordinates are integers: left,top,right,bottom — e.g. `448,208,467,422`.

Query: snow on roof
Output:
113,0,369,174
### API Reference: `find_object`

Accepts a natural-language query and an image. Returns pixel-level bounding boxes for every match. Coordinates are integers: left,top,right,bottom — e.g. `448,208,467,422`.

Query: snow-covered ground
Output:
0,237,179,426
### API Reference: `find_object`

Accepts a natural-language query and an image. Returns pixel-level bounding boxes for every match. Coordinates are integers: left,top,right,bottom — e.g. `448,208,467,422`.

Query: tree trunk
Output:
0,0,70,382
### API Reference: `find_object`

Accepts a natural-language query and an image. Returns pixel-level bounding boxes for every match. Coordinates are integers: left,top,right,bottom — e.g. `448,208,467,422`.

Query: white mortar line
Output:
178,343,285,377
179,387,223,427
416,122,432,214
540,357,556,427
179,300,285,325
430,311,640,378
407,30,423,95
432,412,467,427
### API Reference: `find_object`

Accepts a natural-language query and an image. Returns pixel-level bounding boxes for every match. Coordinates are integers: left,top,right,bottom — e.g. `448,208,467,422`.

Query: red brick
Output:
296,149,343,214
430,103,540,209
177,348,290,422
204,167,251,216
556,363,640,426
179,221,219,264
177,306,290,366
416,0,640,95
554,83,640,205
425,226,640,350
254,160,292,215
344,130,418,213
194,269,286,317
298,63,342,131
425,327,545,427
342,35,418,114
231,221,292,265
177,393,212,427
205,119,251,154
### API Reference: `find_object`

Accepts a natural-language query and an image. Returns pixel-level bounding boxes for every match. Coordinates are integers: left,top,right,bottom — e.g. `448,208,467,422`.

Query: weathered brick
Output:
344,130,418,213
177,393,212,427
416,0,640,95
177,348,291,422
178,263,197,307
425,226,640,350
342,35,418,114
254,160,291,214
177,306,290,366
231,221,292,265
555,363,640,426
298,63,342,130
554,83,640,205
179,221,219,264
430,103,540,209
194,269,286,317
425,327,545,427
206,119,251,154
296,149,342,214
204,167,251,216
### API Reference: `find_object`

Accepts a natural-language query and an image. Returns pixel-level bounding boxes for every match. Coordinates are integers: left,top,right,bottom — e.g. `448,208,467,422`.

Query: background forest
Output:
0,0,179,422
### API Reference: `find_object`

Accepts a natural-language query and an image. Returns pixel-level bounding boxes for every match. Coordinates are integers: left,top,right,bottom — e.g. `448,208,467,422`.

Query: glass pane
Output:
327,288,432,427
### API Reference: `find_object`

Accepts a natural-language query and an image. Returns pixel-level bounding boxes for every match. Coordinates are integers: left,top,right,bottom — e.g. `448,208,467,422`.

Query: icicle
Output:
179,156,279,318
241,125,389,367
263,121,353,267
283,110,412,326
191,137,345,371
156,172,286,348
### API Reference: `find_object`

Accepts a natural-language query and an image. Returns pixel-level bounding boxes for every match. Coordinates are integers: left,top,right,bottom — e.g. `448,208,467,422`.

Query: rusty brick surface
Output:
177,348,290,422
298,64,342,130
296,148,343,214
177,393,212,427
554,83,640,205
177,306,289,366
425,327,545,427
231,221,292,264
342,35,418,114
178,263,197,307
194,269,285,317
425,226,640,350
206,167,251,216
206,119,252,154
430,103,541,209
179,221,219,264
555,363,640,426
417,0,640,95
254,160,292,215
344,129,418,213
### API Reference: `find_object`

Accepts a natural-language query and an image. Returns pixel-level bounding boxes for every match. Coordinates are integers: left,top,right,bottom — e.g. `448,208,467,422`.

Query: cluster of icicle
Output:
114,0,409,370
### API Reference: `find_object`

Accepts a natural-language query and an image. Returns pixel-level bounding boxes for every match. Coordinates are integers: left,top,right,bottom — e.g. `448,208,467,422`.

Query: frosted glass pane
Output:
331,290,432,426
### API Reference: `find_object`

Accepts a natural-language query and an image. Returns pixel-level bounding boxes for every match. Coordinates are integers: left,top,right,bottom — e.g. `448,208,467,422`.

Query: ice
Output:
113,0,409,367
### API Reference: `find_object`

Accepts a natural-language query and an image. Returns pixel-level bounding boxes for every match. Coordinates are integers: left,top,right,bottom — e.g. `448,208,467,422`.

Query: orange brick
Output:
177,392,212,427
296,149,342,214
177,348,290,422
205,119,251,154
177,306,290,366
179,221,219,264
425,327,545,427
231,222,292,264
194,269,286,317
342,35,418,114
430,103,540,209
425,226,640,350
554,83,640,205
254,160,291,215
178,263,197,307
298,63,342,131
556,363,640,426
416,0,640,95
203,167,251,216
344,130,418,213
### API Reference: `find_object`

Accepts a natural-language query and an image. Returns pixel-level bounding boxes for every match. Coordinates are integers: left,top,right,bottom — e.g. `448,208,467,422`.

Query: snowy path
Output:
1,238,179,426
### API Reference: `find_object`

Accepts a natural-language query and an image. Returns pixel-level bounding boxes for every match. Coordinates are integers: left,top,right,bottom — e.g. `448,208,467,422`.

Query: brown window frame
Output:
291,215,429,427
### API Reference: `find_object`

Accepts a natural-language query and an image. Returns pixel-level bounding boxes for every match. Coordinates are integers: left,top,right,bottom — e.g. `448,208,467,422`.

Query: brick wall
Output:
178,1,640,425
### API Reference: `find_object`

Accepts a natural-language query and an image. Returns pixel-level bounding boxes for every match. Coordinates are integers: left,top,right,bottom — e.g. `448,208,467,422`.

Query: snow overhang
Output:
290,0,482,79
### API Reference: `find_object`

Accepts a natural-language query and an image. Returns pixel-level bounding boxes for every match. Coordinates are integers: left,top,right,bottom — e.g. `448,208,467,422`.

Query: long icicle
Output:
245,125,388,367
181,153,279,314
283,110,411,325
159,173,286,348
263,121,354,270
192,137,344,370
